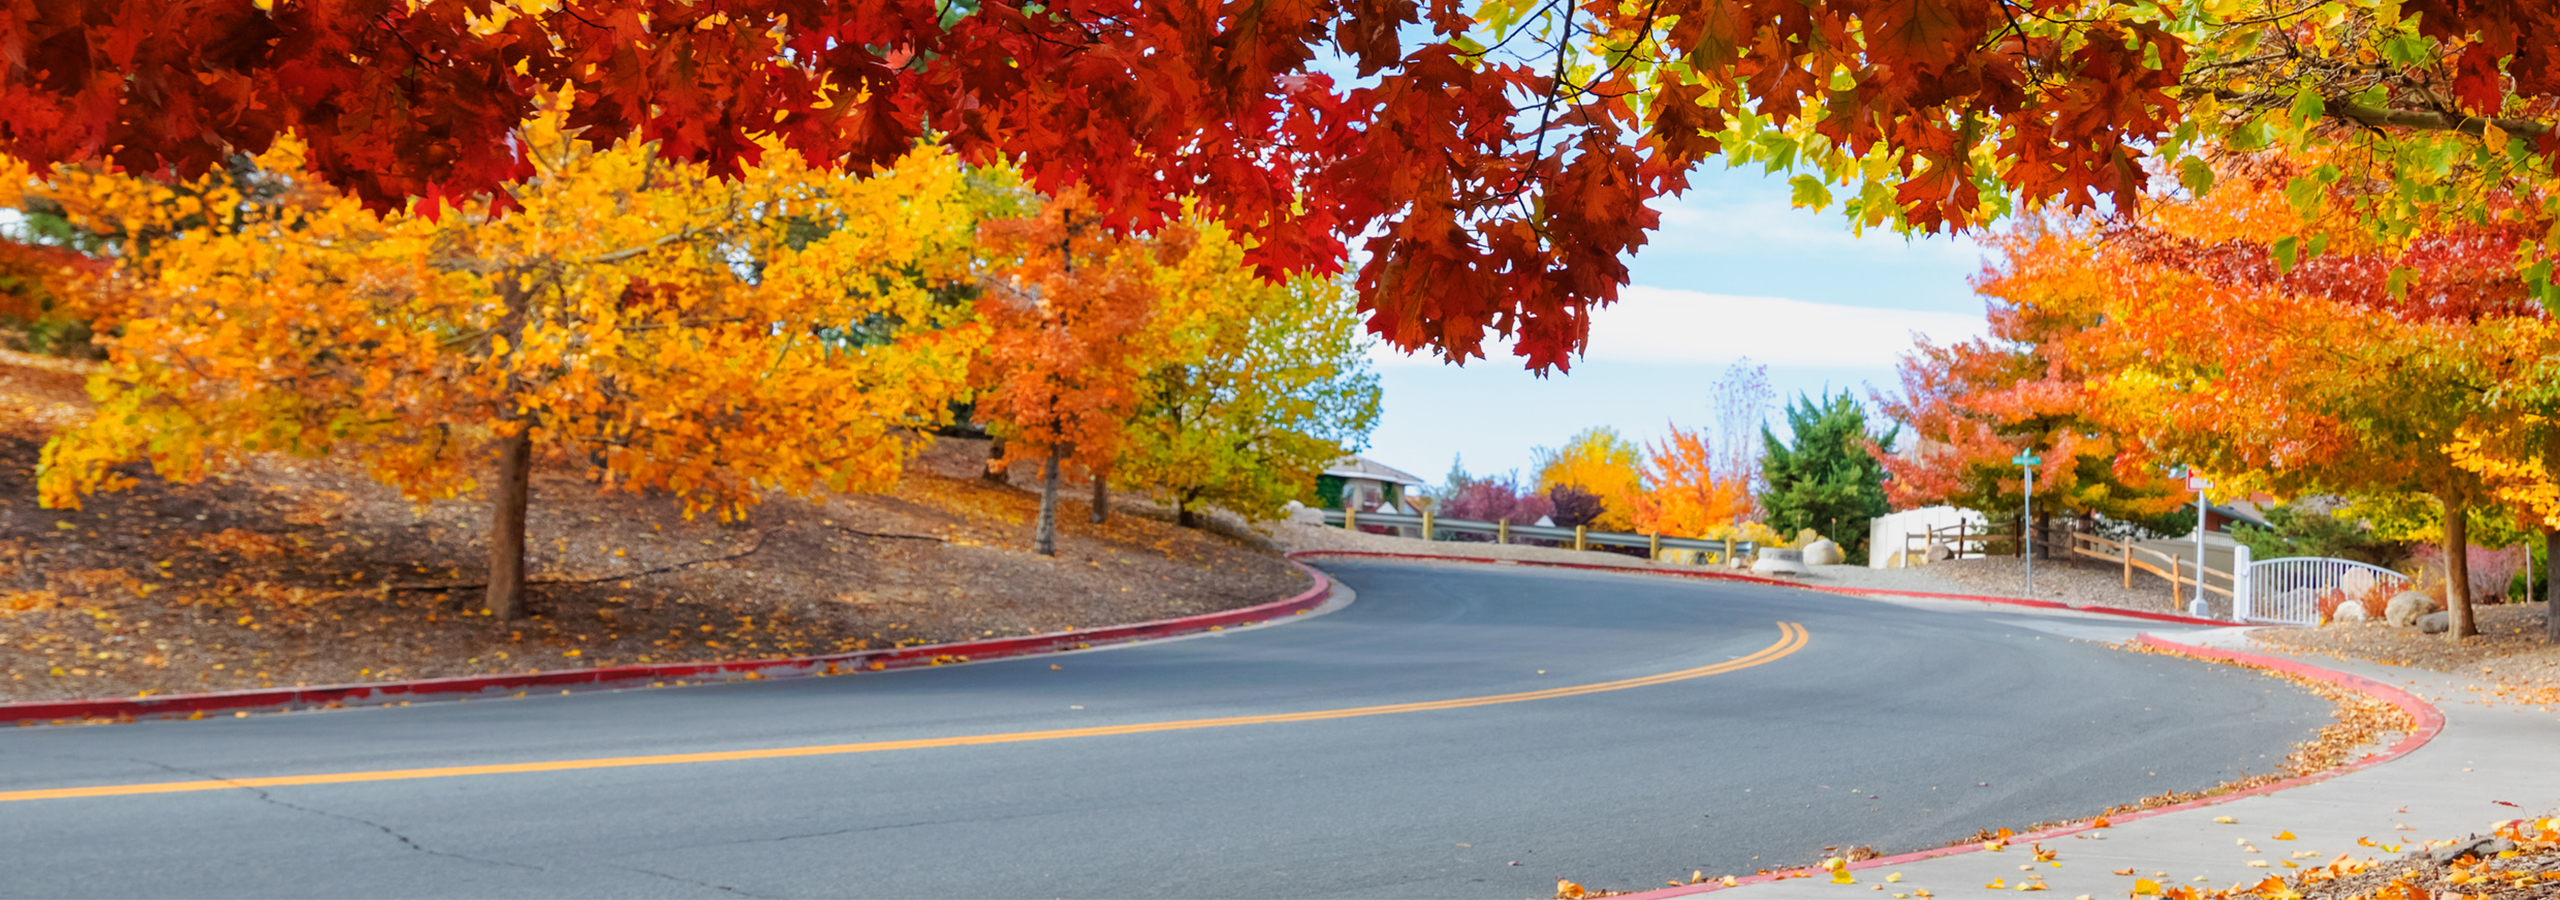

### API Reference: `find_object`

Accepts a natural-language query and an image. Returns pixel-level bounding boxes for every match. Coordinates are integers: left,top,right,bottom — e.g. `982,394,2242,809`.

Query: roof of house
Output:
1321,455,1429,486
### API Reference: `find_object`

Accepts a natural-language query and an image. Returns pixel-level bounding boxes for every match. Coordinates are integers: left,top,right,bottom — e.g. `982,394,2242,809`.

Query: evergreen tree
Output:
1760,392,1898,558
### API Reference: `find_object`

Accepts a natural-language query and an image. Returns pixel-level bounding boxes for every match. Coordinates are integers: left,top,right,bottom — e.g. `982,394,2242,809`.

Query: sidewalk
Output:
1649,614,2558,899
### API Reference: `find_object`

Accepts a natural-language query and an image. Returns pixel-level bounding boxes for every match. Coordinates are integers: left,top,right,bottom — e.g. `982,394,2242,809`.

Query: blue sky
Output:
1360,164,1993,484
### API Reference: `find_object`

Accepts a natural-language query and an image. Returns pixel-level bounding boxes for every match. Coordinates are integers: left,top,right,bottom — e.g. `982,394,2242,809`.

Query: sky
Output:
1359,163,1995,485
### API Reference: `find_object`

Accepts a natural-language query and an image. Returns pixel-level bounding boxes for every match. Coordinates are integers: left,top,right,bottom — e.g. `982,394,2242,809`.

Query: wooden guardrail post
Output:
1344,508,1357,532
1648,532,1661,561
2122,537,2133,588
1574,525,1588,551
1956,521,1968,559
1420,510,1434,541
2168,553,2182,604
1497,520,1510,544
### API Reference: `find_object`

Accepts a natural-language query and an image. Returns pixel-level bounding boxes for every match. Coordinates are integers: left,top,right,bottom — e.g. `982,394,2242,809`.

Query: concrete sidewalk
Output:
1648,607,2560,899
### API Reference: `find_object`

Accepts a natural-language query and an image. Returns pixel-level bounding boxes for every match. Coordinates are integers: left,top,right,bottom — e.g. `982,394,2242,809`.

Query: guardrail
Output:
1318,508,1758,563
2063,530,2236,604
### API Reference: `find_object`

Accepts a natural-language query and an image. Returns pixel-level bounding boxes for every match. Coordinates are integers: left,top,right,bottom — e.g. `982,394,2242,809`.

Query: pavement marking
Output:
0,622,1806,804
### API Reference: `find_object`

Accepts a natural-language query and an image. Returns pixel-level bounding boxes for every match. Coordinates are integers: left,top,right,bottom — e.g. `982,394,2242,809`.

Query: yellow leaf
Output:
2215,816,2237,824
2272,830,2296,840
2133,879,2163,895
1832,870,1855,884
1886,873,1902,883
1985,879,2007,889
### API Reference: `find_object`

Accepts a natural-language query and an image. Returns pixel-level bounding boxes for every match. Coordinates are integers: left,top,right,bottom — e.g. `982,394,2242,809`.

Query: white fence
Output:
2238,553,2411,625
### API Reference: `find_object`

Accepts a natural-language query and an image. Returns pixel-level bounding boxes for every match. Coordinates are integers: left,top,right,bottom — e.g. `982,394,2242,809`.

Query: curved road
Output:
0,559,2330,898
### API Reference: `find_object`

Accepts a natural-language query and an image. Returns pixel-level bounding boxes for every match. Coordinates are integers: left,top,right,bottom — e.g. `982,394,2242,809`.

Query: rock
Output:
2419,611,2450,634
1802,538,1845,566
2329,601,2368,624
2386,591,2441,627
1926,541,1955,563
1751,547,1811,576
2430,835,2516,862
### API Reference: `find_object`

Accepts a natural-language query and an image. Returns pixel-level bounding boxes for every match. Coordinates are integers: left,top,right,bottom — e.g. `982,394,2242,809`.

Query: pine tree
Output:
1760,392,1897,558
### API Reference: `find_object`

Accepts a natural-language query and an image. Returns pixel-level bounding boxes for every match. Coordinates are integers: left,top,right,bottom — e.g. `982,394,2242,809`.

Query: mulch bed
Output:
2251,604,2560,707
0,351,1308,704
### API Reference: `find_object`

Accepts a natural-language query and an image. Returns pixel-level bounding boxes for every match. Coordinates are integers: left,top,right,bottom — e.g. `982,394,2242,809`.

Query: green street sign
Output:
2012,453,2042,466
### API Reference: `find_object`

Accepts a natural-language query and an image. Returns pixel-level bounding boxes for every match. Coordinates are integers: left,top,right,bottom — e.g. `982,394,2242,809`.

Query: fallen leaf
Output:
1886,873,1902,883
2113,869,2136,876
2248,860,2271,868
2091,817,2112,828
2215,816,2238,824
2133,879,2162,895
2272,831,2296,840
1554,879,1585,900
1985,879,2008,889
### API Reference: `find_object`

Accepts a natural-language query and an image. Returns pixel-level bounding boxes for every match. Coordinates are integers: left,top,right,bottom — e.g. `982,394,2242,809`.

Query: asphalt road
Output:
0,558,2332,899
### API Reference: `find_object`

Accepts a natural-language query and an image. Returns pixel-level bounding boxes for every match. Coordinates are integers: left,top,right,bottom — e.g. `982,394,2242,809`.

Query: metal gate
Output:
2240,556,2410,625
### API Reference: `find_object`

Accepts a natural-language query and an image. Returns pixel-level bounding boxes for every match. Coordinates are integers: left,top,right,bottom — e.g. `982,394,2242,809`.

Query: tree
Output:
972,188,1160,556
1533,427,1644,532
1760,392,1896,558
23,0,2558,373
35,111,992,618
1878,222,2198,540
1119,222,1382,528
1441,470,1553,531
1629,423,1754,539
2005,155,2541,638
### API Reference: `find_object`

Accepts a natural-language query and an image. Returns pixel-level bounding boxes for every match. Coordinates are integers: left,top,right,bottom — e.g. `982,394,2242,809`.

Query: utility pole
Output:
2014,451,2041,596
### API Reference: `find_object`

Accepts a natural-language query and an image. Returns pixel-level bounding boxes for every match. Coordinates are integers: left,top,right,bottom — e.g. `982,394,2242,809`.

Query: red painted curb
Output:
1287,550,2237,627
1,561,1334,726
1611,634,2444,898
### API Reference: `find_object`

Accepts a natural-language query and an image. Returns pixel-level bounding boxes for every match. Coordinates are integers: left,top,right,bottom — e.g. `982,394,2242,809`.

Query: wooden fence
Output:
2064,531,2231,603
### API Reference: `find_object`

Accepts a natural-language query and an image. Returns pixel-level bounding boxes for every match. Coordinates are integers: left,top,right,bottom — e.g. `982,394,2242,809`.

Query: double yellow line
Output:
0,622,1807,804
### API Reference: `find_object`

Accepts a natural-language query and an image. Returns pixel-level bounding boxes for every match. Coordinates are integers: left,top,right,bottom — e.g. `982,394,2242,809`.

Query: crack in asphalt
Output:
605,864,774,898
120,757,547,872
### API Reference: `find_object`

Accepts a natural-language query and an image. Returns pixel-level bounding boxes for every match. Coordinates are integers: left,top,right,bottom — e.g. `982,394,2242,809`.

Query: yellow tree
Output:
36,111,992,618
1119,219,1381,527
1534,427,1644,532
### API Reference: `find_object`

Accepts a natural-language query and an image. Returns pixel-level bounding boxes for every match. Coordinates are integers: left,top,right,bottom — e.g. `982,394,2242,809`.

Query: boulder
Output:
1926,541,1955,563
1751,547,1811,577
2386,591,2440,627
1802,538,1845,566
2328,601,2369,625
2418,611,2450,634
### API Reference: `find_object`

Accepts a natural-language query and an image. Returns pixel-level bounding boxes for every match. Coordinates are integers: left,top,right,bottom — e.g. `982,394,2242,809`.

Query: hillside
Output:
0,350,1308,702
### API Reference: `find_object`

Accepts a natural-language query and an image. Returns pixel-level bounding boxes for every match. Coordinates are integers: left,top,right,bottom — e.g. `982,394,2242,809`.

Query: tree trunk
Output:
983,436,1009,485
485,429,532,619
2545,528,2559,643
1177,496,1197,529
2442,495,2476,638
1035,447,1062,556
1090,472,1109,524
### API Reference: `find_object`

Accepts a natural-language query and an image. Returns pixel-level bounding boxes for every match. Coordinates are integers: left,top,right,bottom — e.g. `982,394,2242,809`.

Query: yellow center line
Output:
0,622,1807,804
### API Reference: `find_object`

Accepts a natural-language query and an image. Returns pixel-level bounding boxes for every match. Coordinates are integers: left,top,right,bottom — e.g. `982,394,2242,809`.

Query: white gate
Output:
2240,555,2411,625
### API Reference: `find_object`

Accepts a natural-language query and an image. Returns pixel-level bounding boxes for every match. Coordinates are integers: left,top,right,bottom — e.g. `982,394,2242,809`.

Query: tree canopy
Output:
15,0,2557,370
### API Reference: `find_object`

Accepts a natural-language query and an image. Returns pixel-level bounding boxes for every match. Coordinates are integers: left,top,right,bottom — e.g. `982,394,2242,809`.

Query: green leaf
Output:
2386,265,2414,301
2305,232,2330,259
2177,156,2215,195
1789,175,1834,210
2272,236,2300,274
2288,88,2325,127
2284,176,2323,216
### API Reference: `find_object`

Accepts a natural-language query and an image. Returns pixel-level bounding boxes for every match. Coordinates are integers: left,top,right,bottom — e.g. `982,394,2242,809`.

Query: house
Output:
1314,455,1429,512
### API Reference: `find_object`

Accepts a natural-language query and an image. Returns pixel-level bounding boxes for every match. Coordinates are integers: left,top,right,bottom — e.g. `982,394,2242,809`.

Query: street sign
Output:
2187,473,2209,490
2013,453,2042,466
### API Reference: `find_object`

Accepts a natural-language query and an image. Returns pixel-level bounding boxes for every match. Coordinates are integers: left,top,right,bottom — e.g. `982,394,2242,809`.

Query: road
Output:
0,558,2332,898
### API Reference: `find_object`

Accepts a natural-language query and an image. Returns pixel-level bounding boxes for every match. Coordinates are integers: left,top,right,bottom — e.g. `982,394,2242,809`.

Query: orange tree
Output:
2012,154,2546,637
34,113,993,618
1879,222,2195,545
1628,423,1754,539
972,188,1161,555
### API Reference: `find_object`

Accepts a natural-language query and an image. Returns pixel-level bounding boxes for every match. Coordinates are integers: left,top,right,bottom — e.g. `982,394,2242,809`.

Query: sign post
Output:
2187,470,2211,617
2014,452,2042,596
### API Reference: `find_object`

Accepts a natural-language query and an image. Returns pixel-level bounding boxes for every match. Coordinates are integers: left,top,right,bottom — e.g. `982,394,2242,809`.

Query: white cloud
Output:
1370,285,1989,369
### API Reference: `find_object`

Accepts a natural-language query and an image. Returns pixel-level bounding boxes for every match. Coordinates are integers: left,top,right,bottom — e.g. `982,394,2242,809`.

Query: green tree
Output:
1761,392,1897,558
1117,226,1381,528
